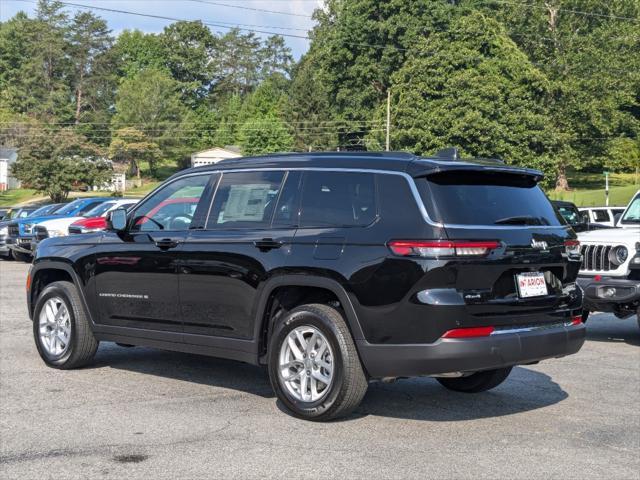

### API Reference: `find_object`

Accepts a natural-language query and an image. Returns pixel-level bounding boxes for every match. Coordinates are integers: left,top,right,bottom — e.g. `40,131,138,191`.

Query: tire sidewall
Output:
268,307,346,419
33,284,76,367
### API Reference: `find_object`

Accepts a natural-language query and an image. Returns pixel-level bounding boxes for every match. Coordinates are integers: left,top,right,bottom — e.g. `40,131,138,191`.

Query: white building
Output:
0,148,21,191
191,146,242,168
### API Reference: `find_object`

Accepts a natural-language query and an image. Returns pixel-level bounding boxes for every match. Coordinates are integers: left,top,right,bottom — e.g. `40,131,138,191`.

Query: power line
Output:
188,0,312,19
488,0,640,23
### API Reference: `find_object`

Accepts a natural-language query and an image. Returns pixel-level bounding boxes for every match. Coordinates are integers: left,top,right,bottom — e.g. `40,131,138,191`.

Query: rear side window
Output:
418,171,563,226
78,201,105,215
592,210,610,222
300,172,376,228
207,171,285,229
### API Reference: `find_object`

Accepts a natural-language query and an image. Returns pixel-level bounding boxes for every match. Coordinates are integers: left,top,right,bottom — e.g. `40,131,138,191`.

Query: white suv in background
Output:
577,191,640,326
31,198,139,245
579,206,626,227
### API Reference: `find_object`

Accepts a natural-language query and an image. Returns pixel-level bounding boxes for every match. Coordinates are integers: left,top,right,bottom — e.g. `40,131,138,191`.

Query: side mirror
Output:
106,208,128,232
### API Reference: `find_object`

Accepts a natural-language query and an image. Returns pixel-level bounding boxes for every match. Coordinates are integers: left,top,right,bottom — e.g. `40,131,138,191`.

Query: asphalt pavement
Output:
1,260,638,479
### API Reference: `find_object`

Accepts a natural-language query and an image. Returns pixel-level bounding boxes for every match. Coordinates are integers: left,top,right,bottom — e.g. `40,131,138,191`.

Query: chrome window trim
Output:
143,167,568,231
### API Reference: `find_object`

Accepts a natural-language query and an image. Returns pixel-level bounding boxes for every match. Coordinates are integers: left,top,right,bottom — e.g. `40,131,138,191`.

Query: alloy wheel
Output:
278,325,334,403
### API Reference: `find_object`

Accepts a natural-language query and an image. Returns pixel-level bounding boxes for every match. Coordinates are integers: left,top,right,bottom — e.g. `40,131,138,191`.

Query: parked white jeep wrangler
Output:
577,190,640,326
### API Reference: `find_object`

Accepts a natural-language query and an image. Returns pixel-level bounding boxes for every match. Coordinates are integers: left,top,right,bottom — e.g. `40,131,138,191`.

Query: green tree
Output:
383,12,560,185
68,11,113,124
287,54,337,151
473,0,640,189
212,28,263,97
12,125,111,202
0,1,72,118
212,94,243,146
239,117,293,155
160,21,217,106
259,35,293,79
111,68,188,172
112,29,165,79
606,137,640,177
108,127,161,179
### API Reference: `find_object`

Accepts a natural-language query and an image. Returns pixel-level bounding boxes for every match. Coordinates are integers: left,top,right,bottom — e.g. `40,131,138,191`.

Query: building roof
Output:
191,146,242,157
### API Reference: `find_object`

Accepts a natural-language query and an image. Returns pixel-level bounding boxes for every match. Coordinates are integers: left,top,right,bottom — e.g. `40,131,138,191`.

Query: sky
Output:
0,0,321,59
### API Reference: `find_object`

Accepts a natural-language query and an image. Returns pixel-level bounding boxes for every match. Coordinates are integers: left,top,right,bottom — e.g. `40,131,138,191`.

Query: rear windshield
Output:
418,171,563,226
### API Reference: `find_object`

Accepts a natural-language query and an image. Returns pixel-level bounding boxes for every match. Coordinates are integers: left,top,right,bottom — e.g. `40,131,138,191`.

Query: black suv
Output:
27,150,585,420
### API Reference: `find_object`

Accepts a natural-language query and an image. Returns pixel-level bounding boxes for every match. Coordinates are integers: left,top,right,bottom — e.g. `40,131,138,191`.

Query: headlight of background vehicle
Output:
0,226,7,236
609,245,628,266
47,229,66,238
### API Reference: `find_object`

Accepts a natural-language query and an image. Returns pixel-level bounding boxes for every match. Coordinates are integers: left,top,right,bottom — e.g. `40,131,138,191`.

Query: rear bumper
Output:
577,276,640,312
357,322,586,379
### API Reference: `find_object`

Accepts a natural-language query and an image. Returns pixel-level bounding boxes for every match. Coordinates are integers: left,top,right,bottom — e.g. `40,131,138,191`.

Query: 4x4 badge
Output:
531,239,548,250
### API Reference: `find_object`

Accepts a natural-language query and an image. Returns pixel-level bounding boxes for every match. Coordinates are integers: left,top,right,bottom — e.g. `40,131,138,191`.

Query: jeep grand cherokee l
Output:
27,150,585,420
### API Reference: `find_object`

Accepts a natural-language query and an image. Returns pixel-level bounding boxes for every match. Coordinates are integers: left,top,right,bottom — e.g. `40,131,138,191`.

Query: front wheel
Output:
436,367,513,393
268,304,368,421
33,281,99,369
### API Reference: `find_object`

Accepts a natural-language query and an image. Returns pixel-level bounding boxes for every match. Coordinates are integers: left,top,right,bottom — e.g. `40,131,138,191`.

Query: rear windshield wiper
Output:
494,215,547,226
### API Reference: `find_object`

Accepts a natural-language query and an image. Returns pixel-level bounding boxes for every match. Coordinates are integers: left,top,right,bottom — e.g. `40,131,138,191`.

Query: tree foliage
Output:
12,124,111,202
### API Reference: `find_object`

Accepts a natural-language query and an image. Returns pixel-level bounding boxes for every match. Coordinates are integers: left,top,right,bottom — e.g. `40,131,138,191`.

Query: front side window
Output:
299,171,377,228
131,174,211,232
207,171,285,229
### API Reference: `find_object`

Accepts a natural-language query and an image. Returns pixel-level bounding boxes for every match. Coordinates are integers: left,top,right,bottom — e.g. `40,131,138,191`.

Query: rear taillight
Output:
442,326,495,338
564,239,580,255
388,240,500,258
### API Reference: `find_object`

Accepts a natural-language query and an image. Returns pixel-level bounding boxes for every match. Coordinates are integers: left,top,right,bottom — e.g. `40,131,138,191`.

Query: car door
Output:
93,173,214,334
179,170,300,341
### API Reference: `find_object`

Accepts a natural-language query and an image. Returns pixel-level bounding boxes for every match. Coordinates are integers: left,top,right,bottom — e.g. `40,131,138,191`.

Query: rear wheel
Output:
268,303,368,421
436,367,513,393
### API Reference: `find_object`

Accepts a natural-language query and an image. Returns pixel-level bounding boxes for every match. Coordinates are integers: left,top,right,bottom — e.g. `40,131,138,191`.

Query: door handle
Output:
253,238,282,251
155,238,179,250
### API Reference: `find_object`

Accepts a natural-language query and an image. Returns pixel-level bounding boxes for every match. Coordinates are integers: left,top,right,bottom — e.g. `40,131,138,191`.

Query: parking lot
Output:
0,260,638,479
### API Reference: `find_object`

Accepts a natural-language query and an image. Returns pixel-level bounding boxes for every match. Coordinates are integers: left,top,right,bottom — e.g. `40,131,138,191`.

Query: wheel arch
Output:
28,261,93,326
253,275,365,363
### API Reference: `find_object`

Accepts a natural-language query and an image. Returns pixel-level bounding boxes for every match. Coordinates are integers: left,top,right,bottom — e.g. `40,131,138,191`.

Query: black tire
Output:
581,310,590,323
436,367,513,393
268,303,368,421
11,250,31,262
33,281,99,369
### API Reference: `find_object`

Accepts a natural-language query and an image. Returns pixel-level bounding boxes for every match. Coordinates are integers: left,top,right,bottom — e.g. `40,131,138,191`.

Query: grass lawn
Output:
126,181,161,197
548,184,638,207
0,189,43,207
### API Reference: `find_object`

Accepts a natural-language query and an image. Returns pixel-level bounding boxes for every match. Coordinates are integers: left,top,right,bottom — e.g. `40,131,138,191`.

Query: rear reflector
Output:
388,240,500,258
441,326,495,338
26,272,31,292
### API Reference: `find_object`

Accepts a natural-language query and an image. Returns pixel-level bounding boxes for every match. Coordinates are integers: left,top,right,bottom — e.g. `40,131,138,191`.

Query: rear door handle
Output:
155,238,179,250
253,238,282,251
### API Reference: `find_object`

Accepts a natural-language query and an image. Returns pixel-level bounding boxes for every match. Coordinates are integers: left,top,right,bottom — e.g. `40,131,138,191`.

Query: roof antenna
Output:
434,147,460,161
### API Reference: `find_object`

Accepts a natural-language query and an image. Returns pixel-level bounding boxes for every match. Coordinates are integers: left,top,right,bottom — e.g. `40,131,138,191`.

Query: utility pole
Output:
385,89,391,151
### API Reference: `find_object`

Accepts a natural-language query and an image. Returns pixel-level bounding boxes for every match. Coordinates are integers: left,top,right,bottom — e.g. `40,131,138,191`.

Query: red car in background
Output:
69,197,200,234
